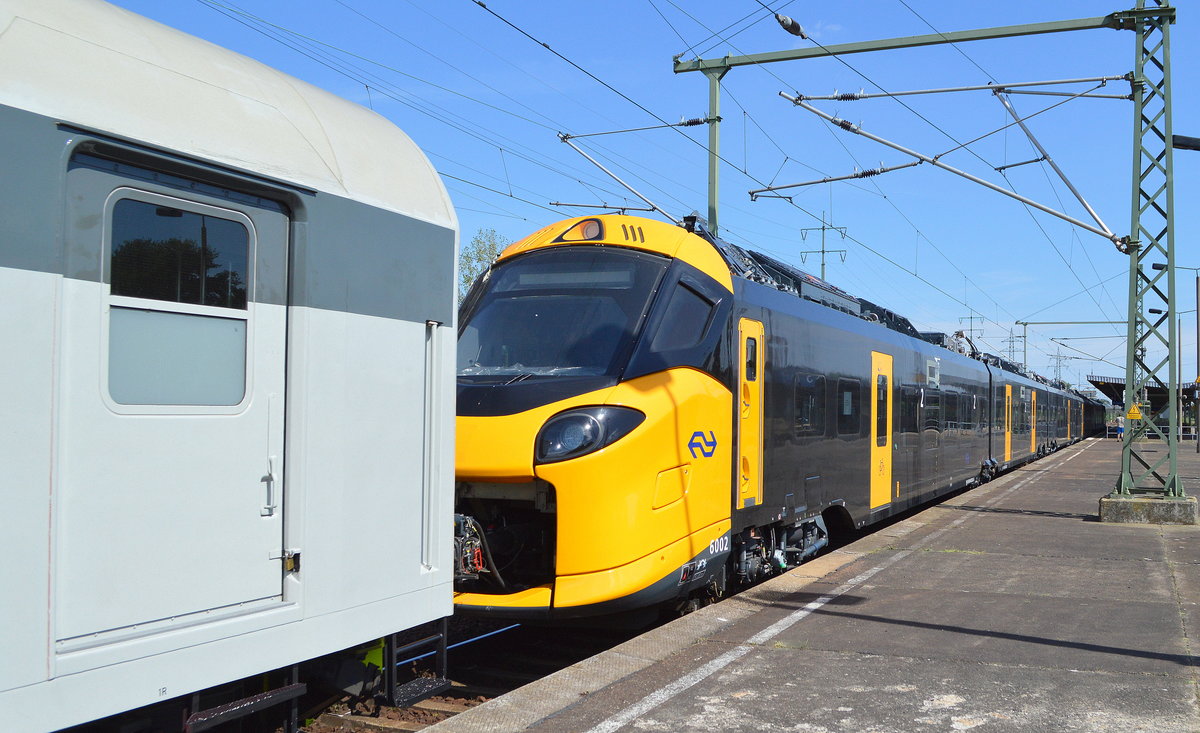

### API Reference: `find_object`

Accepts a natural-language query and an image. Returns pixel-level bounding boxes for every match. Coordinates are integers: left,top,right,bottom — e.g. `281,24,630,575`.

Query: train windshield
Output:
458,247,668,379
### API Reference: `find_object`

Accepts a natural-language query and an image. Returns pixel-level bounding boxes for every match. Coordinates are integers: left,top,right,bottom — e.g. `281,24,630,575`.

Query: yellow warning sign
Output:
1126,404,1143,420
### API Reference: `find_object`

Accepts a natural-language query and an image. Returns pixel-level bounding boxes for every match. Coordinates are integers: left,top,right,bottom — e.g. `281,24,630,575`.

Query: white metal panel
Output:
54,279,287,647
0,0,455,231
0,584,449,733
0,267,57,692
285,307,455,615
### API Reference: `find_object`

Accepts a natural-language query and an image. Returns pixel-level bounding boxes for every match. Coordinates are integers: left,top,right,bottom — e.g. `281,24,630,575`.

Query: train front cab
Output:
453,216,739,618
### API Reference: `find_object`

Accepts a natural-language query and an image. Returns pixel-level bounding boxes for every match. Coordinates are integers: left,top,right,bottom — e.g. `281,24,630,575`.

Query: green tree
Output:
459,227,509,301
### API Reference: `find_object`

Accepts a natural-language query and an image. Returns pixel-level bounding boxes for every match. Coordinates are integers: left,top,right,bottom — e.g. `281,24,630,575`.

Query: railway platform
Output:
428,437,1200,732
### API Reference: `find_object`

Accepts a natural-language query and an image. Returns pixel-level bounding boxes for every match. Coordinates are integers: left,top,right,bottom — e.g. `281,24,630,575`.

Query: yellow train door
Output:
1004,384,1012,463
870,351,893,510
738,318,764,509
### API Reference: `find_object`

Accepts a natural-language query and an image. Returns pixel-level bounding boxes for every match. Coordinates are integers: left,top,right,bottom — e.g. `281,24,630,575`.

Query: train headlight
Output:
535,406,645,464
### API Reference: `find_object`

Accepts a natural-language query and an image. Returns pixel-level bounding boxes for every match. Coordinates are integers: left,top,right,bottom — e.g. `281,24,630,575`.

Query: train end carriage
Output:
984,362,1094,472
1,1,457,730
452,213,1080,622
454,216,739,619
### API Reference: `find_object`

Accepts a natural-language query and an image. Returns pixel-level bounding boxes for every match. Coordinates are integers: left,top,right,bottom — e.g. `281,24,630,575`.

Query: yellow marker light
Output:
555,218,604,242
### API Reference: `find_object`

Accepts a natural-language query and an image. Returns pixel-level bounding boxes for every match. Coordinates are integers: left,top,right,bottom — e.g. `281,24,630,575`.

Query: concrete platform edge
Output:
423,547,874,732
1099,495,1198,525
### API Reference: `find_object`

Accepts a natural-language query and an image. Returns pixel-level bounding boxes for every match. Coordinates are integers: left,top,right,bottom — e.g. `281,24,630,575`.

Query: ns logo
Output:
688,431,717,458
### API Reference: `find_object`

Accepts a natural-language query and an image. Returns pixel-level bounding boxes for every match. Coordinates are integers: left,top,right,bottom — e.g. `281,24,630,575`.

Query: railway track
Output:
305,622,647,732
302,492,965,732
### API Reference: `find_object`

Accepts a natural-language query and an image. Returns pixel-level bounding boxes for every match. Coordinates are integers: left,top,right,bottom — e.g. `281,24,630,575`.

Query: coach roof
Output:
0,0,455,230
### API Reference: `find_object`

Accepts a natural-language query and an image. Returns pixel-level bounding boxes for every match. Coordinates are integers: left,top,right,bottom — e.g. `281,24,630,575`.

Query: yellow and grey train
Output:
451,214,1106,619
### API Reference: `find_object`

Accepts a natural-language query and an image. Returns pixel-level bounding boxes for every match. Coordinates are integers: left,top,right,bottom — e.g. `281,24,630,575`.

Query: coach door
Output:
870,352,893,509
55,155,288,652
1004,384,1013,463
1031,390,1038,454
738,318,764,509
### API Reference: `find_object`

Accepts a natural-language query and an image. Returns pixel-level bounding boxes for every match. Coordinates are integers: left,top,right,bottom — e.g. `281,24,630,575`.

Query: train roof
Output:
683,216,1090,398
0,0,455,230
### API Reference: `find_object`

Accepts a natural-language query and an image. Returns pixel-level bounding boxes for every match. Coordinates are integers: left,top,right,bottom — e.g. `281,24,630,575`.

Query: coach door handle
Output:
261,456,277,517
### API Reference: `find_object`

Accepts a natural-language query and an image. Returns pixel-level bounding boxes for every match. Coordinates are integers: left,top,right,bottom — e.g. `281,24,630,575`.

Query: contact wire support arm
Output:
558,133,681,225
778,92,1126,248
992,90,1114,237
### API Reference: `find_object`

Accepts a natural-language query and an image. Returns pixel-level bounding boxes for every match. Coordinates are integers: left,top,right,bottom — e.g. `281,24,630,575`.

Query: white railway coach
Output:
0,0,457,730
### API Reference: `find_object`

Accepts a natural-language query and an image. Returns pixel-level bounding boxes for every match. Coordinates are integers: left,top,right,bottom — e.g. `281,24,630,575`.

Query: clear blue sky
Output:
108,0,1199,394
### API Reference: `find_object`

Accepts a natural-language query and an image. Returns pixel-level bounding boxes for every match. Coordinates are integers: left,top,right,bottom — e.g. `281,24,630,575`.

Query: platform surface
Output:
430,438,1200,732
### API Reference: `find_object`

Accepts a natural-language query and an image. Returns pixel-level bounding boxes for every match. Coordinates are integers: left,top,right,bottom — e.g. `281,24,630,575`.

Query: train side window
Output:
875,374,888,446
107,195,252,406
794,373,826,437
944,390,959,432
745,337,757,381
650,283,713,351
836,378,860,435
923,388,941,433
900,387,919,433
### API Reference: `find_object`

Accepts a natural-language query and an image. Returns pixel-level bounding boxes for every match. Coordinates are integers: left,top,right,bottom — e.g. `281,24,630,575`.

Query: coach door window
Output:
108,195,252,406
745,337,758,381
875,375,888,446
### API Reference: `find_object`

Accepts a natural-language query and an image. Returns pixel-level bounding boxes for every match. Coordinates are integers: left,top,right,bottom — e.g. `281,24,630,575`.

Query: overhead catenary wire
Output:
889,0,1128,350
469,0,1051,337
199,0,1138,378
200,0,561,131
669,2,1066,340
470,1,830,220
600,2,1142,371
199,0,706,222
484,1,1124,373
772,79,1130,327
781,92,1123,246
196,0,683,219
741,3,1127,347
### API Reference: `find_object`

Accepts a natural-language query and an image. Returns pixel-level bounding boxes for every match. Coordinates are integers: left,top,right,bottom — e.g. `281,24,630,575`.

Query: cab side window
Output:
649,282,714,352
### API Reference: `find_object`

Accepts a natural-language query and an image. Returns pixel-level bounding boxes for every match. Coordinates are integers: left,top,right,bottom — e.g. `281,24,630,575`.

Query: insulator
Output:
775,13,807,38
679,117,707,127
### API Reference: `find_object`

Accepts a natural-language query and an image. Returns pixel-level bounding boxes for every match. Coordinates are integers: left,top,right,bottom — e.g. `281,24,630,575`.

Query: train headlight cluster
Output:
535,406,645,464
